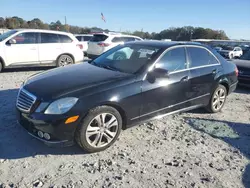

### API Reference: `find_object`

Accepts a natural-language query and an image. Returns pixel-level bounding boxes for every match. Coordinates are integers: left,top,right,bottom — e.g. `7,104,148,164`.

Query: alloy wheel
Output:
59,56,73,66
212,88,226,111
86,113,119,148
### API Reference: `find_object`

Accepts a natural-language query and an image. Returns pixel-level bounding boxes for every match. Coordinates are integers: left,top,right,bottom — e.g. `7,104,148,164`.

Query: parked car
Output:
232,49,250,87
75,34,93,55
0,29,84,72
17,41,238,152
214,46,222,52
219,46,243,59
87,32,143,59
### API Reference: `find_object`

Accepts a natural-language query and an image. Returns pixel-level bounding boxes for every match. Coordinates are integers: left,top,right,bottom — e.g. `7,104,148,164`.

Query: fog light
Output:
43,133,51,140
38,131,44,138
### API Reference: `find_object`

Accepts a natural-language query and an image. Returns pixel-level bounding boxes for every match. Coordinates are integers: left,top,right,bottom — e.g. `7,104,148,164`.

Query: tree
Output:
0,17,5,28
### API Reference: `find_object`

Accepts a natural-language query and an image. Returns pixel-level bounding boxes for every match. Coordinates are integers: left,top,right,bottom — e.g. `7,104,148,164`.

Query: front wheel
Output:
206,84,227,113
0,62,3,73
75,106,122,153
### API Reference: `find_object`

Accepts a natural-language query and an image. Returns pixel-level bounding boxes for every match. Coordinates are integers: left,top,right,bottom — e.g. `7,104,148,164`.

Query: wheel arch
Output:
0,56,5,68
219,81,229,95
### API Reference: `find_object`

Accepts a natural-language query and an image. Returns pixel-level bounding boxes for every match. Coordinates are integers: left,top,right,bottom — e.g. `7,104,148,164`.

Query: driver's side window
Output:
155,47,187,72
12,32,37,44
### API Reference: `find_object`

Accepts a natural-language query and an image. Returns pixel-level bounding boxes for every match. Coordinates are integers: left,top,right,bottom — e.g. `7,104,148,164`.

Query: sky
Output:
1,0,250,39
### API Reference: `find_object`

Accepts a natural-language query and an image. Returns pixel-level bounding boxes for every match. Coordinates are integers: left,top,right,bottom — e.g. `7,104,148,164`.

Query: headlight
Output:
44,97,78,114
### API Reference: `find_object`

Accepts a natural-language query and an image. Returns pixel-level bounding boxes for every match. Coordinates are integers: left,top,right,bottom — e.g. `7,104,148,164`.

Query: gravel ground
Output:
0,67,250,188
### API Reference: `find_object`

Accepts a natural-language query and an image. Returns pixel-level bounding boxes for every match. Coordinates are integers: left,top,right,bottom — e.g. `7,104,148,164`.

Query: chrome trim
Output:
143,45,221,80
131,93,210,120
16,88,37,113
152,104,203,120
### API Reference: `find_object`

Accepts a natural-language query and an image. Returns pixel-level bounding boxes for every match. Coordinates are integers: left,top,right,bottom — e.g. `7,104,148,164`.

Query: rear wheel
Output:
75,106,122,153
57,55,74,67
206,84,227,113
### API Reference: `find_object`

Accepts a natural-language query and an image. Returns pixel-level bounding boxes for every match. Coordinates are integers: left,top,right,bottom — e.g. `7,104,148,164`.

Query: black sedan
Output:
232,50,250,87
16,41,238,152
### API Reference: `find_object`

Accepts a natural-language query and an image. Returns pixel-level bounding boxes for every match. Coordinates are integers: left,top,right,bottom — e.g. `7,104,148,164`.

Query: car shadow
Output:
184,117,250,188
0,88,85,160
234,86,250,94
3,67,54,73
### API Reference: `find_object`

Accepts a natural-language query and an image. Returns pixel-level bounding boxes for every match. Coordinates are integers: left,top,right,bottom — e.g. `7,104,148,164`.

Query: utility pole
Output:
65,16,67,25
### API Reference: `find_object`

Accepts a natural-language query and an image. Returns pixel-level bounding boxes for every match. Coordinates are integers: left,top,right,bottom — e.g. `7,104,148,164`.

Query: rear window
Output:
90,34,108,42
83,36,92,41
59,34,73,43
76,36,82,41
41,33,60,43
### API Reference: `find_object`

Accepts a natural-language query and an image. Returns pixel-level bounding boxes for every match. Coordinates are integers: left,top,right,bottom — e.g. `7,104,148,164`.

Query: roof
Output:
12,29,72,35
127,40,204,49
74,34,93,36
92,32,142,39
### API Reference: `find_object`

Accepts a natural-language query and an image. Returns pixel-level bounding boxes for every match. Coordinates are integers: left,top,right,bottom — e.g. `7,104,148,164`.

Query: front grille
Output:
16,88,37,113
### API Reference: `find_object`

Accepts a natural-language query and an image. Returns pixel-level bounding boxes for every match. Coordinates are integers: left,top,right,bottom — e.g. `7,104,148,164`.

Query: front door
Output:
4,32,39,66
139,46,191,121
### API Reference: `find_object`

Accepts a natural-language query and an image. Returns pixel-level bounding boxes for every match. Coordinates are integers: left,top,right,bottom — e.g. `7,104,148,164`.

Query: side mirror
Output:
8,39,16,44
147,68,169,83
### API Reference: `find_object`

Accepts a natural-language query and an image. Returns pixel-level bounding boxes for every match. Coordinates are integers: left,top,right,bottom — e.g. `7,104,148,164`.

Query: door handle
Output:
180,76,189,82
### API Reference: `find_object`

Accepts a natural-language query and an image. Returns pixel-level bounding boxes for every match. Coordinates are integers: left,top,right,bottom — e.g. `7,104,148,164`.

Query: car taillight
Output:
235,67,238,77
77,44,83,49
98,43,110,47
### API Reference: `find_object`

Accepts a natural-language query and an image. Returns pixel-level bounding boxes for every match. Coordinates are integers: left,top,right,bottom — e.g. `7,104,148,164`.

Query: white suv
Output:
0,29,84,72
75,34,93,55
87,32,143,59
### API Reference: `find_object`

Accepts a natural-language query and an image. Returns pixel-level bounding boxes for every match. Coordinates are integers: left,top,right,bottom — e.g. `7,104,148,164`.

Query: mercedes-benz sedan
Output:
16,41,238,152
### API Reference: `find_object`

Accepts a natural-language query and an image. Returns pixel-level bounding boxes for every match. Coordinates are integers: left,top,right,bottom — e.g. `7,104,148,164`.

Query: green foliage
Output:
0,17,229,40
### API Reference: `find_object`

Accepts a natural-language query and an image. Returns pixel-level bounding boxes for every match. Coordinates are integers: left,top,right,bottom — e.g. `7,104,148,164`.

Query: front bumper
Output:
17,109,79,147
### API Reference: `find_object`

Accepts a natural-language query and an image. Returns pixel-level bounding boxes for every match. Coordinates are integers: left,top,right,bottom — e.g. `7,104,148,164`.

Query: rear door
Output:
39,32,63,64
87,34,109,55
4,32,39,65
187,46,222,106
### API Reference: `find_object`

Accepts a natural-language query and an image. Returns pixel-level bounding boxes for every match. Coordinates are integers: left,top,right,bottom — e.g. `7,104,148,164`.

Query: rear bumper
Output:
229,81,238,94
17,109,78,147
238,76,250,87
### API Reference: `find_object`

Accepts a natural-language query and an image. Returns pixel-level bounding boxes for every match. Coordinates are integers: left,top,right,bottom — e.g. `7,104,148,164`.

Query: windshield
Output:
91,44,161,74
0,30,18,42
240,50,250,60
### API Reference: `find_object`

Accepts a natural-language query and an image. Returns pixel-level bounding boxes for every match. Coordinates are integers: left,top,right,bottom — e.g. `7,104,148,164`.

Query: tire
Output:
0,62,3,73
206,84,227,113
75,106,122,153
57,54,74,67
229,54,234,59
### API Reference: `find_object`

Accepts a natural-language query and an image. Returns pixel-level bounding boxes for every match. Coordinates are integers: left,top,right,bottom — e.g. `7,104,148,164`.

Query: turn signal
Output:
65,115,79,124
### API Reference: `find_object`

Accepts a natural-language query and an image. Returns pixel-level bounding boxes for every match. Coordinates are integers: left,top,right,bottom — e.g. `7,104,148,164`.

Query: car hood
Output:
232,59,250,69
24,63,132,100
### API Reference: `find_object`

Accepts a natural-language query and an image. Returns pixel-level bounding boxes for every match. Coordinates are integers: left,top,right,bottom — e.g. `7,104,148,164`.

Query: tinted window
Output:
187,47,218,68
112,37,123,43
76,36,82,41
41,33,60,43
92,45,160,74
155,47,187,72
59,34,73,43
90,34,108,42
12,32,38,44
83,36,92,41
